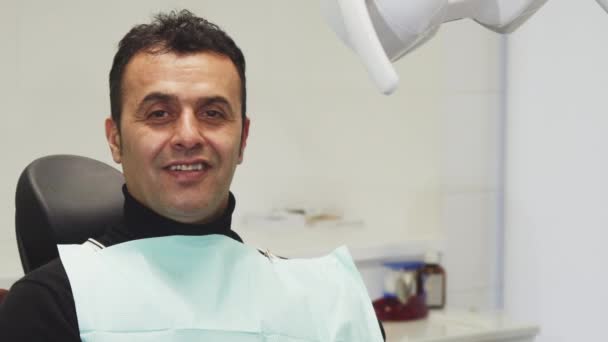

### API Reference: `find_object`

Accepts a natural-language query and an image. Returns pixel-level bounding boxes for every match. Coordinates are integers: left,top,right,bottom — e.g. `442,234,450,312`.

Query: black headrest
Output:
15,155,124,274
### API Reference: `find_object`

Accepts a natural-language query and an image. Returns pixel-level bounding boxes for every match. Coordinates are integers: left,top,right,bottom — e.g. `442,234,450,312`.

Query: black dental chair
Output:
12,155,388,340
15,155,124,274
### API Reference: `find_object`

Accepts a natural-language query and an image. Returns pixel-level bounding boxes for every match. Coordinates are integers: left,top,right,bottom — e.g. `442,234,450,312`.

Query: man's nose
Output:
171,111,203,151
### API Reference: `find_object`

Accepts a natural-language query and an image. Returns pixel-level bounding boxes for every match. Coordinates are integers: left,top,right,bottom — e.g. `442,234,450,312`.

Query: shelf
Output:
236,223,444,264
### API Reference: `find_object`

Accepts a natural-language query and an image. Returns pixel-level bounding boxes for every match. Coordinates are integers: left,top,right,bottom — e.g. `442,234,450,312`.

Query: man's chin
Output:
157,190,228,224
161,201,220,224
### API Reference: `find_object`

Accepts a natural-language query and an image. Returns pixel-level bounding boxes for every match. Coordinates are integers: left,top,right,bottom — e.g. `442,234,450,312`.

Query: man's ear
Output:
105,117,122,164
238,117,250,164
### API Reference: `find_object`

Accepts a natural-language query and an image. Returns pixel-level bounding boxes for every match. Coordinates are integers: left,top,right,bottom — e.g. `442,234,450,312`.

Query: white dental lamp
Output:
322,0,550,95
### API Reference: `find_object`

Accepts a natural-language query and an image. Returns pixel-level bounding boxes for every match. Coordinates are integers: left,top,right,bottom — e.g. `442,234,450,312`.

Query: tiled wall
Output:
438,21,504,312
327,20,505,310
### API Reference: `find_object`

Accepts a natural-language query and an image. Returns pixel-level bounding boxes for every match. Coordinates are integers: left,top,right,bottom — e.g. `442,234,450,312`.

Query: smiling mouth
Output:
164,162,210,172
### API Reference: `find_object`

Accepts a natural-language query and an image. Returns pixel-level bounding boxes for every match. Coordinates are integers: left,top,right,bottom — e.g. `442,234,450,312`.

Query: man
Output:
0,10,385,341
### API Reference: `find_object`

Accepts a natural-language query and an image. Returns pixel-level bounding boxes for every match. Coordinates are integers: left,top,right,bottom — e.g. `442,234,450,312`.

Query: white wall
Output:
0,0,446,283
0,0,502,314
505,1,608,341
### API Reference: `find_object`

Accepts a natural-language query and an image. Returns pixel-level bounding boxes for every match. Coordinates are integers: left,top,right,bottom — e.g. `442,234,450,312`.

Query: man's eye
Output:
149,110,169,119
203,110,223,118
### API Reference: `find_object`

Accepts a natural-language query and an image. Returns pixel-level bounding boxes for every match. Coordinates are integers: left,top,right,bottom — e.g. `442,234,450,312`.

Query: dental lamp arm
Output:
322,0,549,95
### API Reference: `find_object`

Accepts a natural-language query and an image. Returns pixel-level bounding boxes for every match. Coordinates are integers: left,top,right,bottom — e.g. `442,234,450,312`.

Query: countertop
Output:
383,310,540,342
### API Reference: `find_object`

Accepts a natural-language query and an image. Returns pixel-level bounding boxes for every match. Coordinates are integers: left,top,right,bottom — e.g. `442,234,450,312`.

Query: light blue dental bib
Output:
58,235,383,341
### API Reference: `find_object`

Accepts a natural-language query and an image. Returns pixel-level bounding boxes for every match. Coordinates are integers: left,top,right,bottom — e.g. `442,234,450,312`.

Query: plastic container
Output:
372,261,428,321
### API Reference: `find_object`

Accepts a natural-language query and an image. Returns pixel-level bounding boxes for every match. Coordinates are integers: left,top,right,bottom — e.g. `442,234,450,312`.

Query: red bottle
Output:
421,252,446,309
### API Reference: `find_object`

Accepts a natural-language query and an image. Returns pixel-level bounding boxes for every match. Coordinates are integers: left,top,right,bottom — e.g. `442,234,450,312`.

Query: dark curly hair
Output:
109,10,246,129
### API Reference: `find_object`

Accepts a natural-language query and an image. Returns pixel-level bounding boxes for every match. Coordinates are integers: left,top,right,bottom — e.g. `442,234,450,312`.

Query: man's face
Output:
105,51,249,224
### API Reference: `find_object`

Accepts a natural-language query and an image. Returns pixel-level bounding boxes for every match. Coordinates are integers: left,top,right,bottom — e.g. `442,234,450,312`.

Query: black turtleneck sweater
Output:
0,187,385,341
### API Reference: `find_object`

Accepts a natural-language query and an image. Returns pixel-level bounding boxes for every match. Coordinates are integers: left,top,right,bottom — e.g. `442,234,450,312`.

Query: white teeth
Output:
169,163,205,171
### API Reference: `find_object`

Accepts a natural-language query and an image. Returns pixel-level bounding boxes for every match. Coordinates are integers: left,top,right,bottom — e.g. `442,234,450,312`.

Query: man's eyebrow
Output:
137,92,177,110
136,93,235,115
